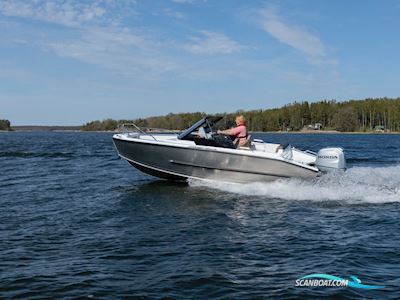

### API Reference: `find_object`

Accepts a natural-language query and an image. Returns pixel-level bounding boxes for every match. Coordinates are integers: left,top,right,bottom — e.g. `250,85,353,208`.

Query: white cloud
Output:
47,27,175,75
259,7,333,65
163,8,185,19
171,0,201,4
0,0,107,27
171,0,207,5
183,31,242,55
0,0,174,75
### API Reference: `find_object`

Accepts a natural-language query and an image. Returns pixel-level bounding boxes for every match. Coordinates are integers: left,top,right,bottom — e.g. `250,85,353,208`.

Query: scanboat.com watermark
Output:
295,274,385,289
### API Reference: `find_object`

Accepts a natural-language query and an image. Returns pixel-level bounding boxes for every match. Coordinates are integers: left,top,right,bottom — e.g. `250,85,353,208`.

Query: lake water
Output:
1,132,399,299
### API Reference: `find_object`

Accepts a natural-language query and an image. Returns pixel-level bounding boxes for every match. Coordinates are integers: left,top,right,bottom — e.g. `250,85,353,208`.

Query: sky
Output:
0,0,400,125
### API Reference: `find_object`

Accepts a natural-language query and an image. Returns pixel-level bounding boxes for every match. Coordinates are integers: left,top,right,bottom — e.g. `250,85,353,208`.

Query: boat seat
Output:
237,135,253,150
275,143,290,153
278,144,293,159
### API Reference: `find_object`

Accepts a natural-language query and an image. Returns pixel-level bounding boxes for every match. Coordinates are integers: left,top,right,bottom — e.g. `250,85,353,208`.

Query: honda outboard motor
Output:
315,147,346,172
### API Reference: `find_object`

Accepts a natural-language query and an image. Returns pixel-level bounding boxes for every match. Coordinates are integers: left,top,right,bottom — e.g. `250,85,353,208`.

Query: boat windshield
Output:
178,116,222,140
178,116,236,149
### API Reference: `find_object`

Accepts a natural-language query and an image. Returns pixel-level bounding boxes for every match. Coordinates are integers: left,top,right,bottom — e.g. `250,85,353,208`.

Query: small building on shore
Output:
307,123,322,130
374,125,385,132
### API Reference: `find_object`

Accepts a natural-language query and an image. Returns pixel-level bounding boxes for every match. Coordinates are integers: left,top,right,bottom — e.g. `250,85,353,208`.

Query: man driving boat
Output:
217,115,248,147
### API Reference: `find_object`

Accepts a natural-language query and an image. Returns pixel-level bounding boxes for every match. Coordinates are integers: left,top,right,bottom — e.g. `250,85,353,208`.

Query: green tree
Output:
332,107,358,132
0,119,11,131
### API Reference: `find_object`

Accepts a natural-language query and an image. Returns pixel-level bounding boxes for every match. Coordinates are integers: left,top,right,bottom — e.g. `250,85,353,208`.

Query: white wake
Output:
188,165,400,204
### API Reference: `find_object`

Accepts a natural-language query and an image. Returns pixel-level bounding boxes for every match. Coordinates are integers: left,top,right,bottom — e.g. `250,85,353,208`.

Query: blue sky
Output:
1,0,399,125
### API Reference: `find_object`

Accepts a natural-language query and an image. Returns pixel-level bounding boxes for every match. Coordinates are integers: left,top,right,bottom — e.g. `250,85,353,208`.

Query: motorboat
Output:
112,116,346,183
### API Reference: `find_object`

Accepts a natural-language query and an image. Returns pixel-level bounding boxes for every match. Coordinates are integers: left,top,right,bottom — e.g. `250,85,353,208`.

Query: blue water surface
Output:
0,132,399,299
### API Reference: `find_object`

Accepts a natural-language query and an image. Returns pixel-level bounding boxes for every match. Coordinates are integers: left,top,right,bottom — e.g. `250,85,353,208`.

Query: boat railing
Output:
304,149,317,155
253,138,264,143
118,123,158,141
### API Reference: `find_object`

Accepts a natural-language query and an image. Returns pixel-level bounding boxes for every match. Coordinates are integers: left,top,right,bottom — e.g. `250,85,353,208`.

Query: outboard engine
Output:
315,147,346,172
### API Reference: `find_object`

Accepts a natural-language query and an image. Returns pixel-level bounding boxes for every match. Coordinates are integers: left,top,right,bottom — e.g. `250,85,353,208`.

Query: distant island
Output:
4,97,400,133
81,97,400,133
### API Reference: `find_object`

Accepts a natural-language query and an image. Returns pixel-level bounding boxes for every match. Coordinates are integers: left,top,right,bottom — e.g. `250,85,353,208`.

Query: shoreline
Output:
255,131,400,134
6,128,400,134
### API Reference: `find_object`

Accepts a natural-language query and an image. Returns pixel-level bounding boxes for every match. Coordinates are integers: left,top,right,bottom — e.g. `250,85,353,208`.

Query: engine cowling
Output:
315,147,346,172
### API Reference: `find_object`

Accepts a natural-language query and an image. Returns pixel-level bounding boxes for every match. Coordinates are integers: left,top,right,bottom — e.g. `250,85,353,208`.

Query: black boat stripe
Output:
169,159,291,178
119,154,199,180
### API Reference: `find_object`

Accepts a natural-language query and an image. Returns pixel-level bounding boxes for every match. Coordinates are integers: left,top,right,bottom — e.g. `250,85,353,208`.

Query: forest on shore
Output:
0,119,11,131
81,97,400,132
4,97,400,132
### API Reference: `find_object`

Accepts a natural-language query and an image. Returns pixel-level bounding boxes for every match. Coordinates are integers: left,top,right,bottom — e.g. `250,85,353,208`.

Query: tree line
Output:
81,97,400,132
0,119,11,131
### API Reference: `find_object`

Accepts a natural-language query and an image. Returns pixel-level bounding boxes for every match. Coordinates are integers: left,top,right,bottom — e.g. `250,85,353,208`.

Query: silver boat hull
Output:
113,137,319,183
